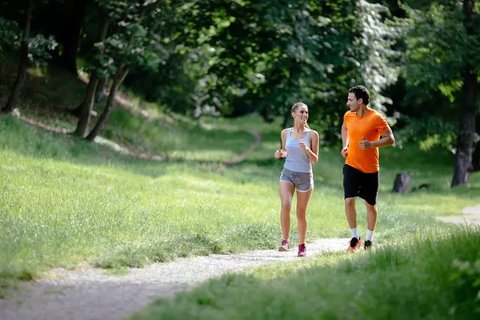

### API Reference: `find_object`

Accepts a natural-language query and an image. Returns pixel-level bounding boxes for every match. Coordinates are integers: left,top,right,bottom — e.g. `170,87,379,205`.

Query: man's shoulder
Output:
368,108,386,119
343,111,356,121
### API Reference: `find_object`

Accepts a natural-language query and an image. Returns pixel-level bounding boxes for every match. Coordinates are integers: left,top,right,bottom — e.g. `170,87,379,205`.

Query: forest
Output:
0,0,479,186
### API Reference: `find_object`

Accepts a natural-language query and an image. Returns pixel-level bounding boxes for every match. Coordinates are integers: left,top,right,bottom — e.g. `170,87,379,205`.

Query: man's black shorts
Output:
343,164,379,205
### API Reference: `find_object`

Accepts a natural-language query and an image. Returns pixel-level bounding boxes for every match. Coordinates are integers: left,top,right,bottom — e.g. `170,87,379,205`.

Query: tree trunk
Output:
54,0,88,74
85,65,129,141
392,172,411,193
2,0,34,113
95,77,106,102
451,0,477,187
73,76,98,137
471,141,480,172
73,14,109,136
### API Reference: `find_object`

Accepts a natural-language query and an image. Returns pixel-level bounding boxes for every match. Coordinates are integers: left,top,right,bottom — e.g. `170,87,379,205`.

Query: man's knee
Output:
345,197,356,208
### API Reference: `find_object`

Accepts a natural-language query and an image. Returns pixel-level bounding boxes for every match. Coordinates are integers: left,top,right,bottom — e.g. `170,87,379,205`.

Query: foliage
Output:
27,34,58,67
0,15,57,67
402,1,474,101
450,258,480,315
374,0,480,163
121,0,400,146
0,17,19,57
355,0,401,113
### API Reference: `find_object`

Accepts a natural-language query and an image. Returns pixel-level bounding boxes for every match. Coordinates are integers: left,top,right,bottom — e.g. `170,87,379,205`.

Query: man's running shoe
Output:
364,240,373,250
347,237,361,253
278,240,289,252
298,244,306,257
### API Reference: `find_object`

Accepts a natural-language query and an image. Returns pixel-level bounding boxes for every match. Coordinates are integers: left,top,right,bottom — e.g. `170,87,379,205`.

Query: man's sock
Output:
350,228,359,239
366,229,374,242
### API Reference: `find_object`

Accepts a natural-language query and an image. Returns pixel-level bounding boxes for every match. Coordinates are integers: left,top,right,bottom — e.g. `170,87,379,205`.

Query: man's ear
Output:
358,98,363,105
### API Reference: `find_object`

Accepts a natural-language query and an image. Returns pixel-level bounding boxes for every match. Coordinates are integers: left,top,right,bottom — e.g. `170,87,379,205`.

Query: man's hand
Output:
341,146,348,158
359,137,372,150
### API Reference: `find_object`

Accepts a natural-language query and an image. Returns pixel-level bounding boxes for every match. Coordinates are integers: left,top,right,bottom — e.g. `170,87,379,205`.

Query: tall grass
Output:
132,227,480,320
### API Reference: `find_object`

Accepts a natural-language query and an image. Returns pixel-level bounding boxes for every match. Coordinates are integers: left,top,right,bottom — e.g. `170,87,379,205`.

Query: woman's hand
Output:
299,141,310,153
275,149,286,159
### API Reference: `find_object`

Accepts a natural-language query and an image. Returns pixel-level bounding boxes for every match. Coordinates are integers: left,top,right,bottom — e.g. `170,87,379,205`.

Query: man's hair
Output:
348,85,370,105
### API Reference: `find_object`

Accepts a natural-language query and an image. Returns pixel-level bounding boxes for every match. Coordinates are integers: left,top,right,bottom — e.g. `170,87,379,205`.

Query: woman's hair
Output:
291,102,309,128
291,102,308,113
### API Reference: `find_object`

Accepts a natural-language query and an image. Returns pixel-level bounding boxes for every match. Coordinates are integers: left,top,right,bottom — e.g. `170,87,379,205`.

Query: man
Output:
341,85,395,252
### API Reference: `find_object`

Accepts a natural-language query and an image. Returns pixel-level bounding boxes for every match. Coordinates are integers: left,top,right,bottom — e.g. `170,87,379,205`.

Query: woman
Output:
274,102,319,257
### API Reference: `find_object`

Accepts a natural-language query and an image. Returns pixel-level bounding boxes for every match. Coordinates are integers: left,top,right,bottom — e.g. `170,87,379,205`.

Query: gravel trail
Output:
3,206,479,320
0,238,349,320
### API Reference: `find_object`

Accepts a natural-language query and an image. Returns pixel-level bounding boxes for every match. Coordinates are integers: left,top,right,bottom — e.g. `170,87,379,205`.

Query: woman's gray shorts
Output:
279,168,313,192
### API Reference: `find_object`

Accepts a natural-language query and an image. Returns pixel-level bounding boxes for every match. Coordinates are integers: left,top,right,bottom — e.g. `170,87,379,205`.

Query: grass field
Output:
1,93,479,318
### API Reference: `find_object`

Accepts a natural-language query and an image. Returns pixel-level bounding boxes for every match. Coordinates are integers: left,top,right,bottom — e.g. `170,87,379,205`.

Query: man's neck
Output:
356,105,369,117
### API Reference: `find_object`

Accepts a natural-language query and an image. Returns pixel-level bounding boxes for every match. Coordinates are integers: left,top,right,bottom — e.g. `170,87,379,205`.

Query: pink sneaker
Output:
298,244,306,257
278,240,289,251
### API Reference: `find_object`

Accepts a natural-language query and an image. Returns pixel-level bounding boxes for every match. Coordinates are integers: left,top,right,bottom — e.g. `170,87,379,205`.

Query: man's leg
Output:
345,197,357,231
346,197,362,252
364,202,377,247
362,170,379,248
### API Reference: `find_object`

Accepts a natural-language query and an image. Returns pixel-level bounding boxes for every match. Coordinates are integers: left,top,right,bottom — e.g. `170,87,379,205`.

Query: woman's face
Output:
292,105,309,124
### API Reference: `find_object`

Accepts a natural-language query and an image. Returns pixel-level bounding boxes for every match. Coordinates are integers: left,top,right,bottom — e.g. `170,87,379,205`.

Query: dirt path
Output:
0,238,349,320
436,204,480,226
223,130,261,167
2,205,479,320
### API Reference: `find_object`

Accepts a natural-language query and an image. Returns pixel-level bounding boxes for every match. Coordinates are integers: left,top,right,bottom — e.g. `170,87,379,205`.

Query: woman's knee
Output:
281,199,292,210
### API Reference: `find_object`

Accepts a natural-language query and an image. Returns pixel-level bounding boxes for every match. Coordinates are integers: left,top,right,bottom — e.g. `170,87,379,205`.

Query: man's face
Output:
346,92,360,112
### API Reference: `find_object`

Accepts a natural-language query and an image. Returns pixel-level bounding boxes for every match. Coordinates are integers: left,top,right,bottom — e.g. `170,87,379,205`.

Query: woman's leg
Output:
296,189,312,245
279,181,295,241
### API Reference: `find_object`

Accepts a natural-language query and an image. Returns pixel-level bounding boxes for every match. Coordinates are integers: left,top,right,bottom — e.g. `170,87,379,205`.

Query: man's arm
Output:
341,124,349,158
360,126,395,149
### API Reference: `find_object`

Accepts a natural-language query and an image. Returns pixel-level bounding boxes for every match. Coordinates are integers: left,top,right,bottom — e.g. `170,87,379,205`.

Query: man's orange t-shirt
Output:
343,109,389,173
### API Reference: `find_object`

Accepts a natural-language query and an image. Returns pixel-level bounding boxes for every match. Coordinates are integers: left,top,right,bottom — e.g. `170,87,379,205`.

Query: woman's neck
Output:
293,124,306,133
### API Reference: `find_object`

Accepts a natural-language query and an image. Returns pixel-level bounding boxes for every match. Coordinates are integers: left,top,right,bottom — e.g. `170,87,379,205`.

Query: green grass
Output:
0,114,281,279
1,86,480,319
132,228,480,320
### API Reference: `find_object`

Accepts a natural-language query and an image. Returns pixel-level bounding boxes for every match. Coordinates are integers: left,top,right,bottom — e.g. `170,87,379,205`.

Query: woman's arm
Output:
274,129,288,158
302,130,319,164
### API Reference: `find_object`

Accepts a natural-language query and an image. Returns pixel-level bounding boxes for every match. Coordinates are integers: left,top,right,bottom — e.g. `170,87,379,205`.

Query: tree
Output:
2,0,34,113
84,0,167,141
32,0,89,74
73,8,109,137
401,0,479,187
1,0,58,114
451,0,477,187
